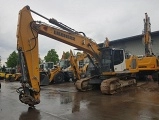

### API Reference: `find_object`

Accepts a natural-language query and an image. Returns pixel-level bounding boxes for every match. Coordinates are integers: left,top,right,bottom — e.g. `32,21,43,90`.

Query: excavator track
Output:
75,76,97,91
100,77,136,94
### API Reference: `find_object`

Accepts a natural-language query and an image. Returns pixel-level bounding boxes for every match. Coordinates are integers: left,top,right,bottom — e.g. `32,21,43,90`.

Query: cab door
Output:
113,49,126,72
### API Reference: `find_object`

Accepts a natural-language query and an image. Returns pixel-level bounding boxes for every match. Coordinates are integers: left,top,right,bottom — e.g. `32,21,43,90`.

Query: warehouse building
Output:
98,30,159,56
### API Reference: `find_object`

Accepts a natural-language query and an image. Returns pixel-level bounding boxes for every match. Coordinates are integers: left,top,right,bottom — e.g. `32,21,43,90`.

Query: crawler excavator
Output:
16,6,138,106
137,13,159,81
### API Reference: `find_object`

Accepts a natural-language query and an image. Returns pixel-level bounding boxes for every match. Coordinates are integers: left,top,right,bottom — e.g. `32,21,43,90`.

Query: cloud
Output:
0,0,159,66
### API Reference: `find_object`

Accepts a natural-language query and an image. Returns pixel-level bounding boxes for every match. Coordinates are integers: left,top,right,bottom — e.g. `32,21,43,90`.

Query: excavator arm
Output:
27,6,100,60
143,13,153,56
16,6,101,106
69,50,81,80
16,6,40,107
33,22,100,59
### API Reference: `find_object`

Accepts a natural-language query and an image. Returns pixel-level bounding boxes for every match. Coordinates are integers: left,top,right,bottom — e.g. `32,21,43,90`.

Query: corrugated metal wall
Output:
102,32,159,56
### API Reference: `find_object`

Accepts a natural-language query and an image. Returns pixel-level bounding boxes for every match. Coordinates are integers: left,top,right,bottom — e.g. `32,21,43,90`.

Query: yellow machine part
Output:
125,55,139,73
0,72,6,79
49,66,62,82
138,56,159,71
5,73,21,82
5,74,15,79
17,6,40,106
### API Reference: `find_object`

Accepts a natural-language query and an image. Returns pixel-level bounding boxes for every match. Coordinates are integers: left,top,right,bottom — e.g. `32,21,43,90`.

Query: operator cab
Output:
59,59,70,69
99,47,126,73
39,62,54,72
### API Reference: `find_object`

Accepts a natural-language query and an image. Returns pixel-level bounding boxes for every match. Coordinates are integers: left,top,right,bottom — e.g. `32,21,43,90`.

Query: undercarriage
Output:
75,75,137,94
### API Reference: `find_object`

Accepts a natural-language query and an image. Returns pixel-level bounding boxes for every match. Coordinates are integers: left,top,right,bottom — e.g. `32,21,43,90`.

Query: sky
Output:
0,0,159,66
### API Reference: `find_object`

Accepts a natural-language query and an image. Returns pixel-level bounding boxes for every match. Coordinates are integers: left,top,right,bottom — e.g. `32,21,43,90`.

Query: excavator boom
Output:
143,13,152,56
16,6,40,106
28,6,100,61
137,13,159,80
33,22,100,60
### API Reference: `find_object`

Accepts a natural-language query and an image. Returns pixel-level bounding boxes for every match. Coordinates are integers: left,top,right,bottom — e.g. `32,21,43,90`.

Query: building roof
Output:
98,30,159,47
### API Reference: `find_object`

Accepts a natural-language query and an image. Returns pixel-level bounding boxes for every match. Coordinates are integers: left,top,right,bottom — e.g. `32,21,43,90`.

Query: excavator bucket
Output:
40,72,50,86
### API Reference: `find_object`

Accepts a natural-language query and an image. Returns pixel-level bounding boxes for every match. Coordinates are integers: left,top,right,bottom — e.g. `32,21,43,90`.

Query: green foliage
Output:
76,51,82,55
44,49,59,64
6,51,18,68
39,57,43,64
1,65,6,72
64,51,70,59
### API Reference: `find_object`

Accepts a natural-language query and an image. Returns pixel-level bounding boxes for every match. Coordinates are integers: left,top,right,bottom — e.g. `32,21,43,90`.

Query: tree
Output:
44,49,59,64
6,51,18,68
76,51,82,55
61,51,70,59
64,51,70,59
2,65,6,72
39,57,44,64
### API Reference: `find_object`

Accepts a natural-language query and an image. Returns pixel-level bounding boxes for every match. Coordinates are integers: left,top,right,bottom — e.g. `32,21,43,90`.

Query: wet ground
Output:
0,80,159,120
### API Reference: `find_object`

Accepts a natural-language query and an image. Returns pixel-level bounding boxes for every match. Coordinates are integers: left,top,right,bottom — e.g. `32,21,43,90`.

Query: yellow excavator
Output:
76,51,90,78
16,6,139,106
69,50,90,81
137,13,159,81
